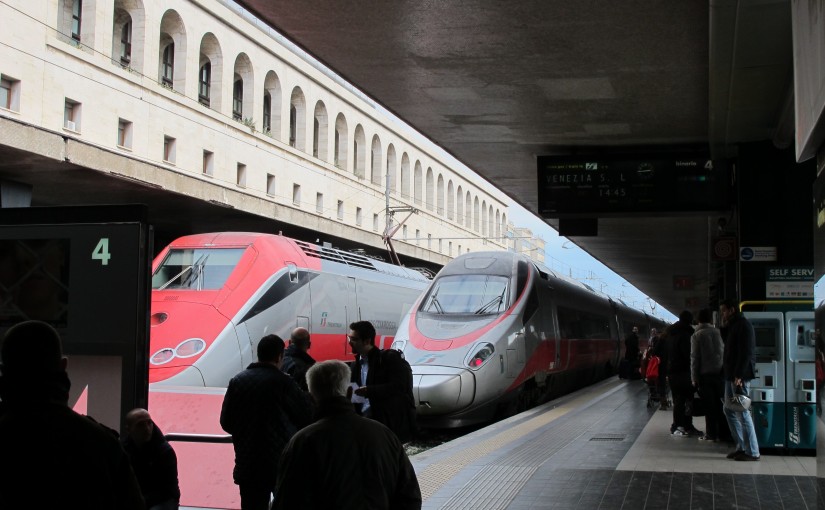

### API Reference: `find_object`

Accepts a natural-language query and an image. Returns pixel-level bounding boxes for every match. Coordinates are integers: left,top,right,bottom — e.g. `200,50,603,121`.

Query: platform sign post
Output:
0,205,152,433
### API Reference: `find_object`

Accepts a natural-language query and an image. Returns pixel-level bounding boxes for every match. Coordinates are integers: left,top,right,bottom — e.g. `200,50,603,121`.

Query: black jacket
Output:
351,348,417,443
220,362,313,486
122,422,180,507
666,320,694,380
722,311,756,381
281,345,316,391
624,332,640,362
0,397,144,510
273,396,422,510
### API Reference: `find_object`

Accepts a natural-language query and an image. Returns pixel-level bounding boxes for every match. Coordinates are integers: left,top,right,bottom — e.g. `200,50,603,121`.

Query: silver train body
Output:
391,251,667,427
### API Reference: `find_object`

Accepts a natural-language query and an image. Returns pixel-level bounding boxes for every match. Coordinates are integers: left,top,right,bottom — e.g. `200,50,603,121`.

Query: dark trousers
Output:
239,483,273,510
698,372,725,440
670,372,695,431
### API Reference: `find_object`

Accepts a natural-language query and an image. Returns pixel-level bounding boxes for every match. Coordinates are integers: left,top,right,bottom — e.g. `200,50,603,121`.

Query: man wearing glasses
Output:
348,321,417,443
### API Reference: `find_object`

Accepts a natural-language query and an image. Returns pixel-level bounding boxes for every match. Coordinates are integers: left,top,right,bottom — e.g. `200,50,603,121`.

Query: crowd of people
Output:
0,319,422,510
627,298,762,461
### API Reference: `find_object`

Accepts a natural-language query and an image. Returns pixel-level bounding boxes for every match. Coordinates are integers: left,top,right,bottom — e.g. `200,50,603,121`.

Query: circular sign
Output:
740,247,754,261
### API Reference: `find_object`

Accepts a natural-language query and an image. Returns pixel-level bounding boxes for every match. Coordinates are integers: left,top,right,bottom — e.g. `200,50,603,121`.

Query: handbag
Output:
723,385,751,412
686,392,705,417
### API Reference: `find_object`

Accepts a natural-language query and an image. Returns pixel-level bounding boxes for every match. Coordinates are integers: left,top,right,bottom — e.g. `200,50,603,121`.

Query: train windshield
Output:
152,248,246,290
421,275,508,315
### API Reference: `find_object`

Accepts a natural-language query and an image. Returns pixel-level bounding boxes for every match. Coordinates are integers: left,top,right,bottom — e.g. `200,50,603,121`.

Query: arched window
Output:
161,44,174,86
425,168,434,211
447,180,455,220
437,175,445,216
232,77,243,120
112,1,145,72
289,105,297,145
456,185,463,224
262,92,271,132
313,101,328,161
400,154,410,199
263,71,281,137
198,62,211,106
334,114,348,169
370,135,382,185
386,145,397,193
353,125,366,178
290,87,307,151
465,191,472,228
482,201,488,236
414,162,423,205
473,197,480,232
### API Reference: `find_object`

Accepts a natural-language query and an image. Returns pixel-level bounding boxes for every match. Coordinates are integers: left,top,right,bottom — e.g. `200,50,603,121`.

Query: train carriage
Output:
148,232,429,387
391,251,666,427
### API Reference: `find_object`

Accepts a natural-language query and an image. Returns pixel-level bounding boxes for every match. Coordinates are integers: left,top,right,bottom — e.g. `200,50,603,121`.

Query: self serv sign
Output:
765,267,814,299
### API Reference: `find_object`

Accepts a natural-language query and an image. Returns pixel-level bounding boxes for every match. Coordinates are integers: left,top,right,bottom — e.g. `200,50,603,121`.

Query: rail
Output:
164,433,233,444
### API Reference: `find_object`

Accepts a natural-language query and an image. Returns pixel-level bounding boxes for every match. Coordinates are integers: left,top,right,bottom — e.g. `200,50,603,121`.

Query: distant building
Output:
505,222,545,264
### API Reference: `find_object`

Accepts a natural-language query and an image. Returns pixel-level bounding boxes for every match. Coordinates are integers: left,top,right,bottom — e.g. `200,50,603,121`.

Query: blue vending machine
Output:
746,312,786,449
784,312,816,450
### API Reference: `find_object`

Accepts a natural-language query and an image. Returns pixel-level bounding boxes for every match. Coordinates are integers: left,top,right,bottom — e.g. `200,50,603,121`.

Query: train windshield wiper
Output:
158,254,210,290
474,292,504,314
424,288,445,313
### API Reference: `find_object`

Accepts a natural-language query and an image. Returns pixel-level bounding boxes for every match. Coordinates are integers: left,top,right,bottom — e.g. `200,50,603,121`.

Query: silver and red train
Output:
390,251,667,427
148,232,430,387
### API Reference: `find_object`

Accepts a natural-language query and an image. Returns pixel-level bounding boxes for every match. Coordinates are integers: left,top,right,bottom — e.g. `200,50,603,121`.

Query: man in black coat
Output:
273,360,421,510
281,327,315,391
624,326,641,379
220,334,313,510
349,320,417,443
720,299,760,461
666,310,702,437
0,321,144,510
122,408,180,509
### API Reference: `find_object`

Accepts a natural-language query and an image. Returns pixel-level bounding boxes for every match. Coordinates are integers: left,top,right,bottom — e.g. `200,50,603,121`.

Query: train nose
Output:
412,366,475,415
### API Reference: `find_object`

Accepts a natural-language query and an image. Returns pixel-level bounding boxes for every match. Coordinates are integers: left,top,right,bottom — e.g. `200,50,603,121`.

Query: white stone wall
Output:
0,0,509,258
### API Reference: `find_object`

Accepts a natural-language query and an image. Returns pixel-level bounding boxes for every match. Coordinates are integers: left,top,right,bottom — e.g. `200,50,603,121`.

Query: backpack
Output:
645,354,660,381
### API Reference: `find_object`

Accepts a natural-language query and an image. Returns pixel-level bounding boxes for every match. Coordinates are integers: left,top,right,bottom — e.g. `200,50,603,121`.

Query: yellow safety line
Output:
416,378,624,500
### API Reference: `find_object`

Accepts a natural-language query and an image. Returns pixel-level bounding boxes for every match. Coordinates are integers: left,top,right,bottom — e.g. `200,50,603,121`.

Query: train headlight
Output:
466,343,495,369
175,338,206,358
150,348,175,365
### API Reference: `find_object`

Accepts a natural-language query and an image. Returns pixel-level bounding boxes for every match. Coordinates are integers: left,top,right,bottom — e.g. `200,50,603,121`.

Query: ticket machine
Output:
745,309,815,451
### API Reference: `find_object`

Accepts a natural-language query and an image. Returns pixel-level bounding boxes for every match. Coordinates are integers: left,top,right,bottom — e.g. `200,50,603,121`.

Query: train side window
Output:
522,286,539,326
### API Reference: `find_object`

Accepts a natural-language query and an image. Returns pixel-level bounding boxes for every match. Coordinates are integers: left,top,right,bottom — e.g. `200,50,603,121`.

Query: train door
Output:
785,311,816,449
308,273,357,361
344,277,358,354
746,312,786,448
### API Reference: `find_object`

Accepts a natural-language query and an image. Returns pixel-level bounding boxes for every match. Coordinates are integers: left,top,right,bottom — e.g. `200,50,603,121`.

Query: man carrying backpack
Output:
348,321,417,443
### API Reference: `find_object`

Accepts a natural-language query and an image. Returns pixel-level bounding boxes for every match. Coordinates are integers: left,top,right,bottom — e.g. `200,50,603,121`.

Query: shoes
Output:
672,427,689,437
726,449,744,459
734,453,761,462
698,435,718,441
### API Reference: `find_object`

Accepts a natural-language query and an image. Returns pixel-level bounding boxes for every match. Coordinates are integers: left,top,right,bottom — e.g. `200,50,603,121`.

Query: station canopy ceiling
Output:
236,0,795,318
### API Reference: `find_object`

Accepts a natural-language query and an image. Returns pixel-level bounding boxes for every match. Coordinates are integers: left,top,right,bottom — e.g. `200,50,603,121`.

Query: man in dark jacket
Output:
122,408,180,510
719,299,760,461
220,334,313,510
0,320,144,510
624,326,641,379
281,327,315,391
273,360,422,510
666,310,702,437
349,320,417,443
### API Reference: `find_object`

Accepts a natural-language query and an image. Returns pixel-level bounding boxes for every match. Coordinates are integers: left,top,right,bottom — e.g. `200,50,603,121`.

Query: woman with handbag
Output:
690,308,725,442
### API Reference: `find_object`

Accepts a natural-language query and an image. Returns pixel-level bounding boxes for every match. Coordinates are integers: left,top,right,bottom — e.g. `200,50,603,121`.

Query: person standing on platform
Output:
220,334,313,510
666,310,703,437
273,360,422,510
349,320,417,443
0,320,144,510
690,308,725,442
122,408,181,510
281,327,315,391
624,326,641,379
719,299,760,461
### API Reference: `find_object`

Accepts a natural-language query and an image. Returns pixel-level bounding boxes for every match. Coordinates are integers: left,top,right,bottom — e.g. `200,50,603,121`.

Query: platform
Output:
411,378,821,510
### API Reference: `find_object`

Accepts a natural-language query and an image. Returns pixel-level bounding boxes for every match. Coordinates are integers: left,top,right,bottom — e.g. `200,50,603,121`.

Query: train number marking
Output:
92,238,111,266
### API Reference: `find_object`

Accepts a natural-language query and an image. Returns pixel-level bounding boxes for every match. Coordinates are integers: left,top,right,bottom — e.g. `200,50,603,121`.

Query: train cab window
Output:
420,275,508,315
152,248,245,290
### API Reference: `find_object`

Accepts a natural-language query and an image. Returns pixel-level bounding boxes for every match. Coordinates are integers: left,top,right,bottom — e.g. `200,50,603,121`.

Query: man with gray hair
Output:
273,360,421,509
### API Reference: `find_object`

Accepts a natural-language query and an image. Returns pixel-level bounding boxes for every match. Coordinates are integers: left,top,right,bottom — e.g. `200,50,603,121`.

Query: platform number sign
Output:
92,238,111,266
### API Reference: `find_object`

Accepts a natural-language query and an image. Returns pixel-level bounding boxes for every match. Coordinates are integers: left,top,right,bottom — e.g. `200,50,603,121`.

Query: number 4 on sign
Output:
92,238,111,266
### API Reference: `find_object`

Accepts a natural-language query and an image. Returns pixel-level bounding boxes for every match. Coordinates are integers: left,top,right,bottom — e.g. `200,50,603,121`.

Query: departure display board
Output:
537,154,732,217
